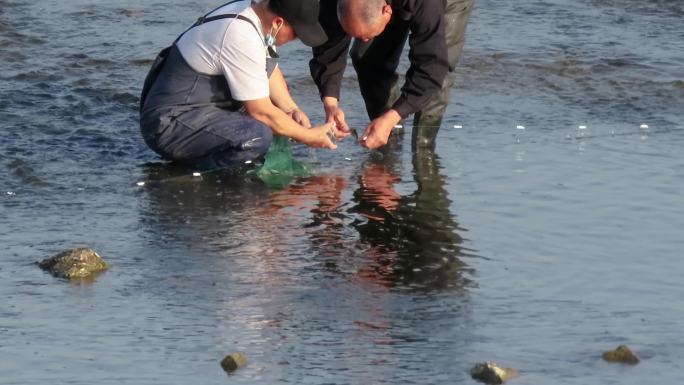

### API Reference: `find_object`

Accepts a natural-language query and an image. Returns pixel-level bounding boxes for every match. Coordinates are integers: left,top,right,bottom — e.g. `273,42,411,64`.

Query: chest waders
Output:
139,2,278,169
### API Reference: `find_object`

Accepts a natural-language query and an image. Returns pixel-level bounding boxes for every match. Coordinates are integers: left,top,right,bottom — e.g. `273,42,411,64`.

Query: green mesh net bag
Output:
256,135,312,187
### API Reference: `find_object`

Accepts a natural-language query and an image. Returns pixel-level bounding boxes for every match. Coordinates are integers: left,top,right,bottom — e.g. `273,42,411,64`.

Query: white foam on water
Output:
136,181,145,187
640,123,649,129
516,125,525,130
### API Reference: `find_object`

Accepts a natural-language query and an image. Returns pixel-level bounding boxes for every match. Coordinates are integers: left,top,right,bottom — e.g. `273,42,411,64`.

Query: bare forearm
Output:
269,66,298,112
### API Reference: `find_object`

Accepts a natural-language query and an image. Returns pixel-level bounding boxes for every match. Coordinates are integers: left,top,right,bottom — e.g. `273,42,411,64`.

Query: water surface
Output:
2,0,683,384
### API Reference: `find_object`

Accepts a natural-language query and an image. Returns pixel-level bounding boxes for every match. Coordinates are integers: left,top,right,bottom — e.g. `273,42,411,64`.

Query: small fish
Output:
349,128,359,140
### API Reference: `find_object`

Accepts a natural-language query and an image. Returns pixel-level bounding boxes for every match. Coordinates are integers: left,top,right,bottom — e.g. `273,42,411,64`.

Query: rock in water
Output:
38,248,108,280
470,361,518,384
220,352,247,373
602,345,640,365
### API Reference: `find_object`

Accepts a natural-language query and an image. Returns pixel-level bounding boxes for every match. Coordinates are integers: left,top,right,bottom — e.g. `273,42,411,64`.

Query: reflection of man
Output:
351,149,470,291
310,0,475,150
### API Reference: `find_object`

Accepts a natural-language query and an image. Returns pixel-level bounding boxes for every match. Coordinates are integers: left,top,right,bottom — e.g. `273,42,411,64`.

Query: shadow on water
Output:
136,143,474,294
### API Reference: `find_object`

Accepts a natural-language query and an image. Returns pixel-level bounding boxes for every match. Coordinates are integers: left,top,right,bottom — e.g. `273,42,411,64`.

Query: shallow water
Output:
2,0,683,384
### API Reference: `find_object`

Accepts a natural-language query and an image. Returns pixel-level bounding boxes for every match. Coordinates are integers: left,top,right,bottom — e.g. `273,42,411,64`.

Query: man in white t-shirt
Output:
140,0,348,169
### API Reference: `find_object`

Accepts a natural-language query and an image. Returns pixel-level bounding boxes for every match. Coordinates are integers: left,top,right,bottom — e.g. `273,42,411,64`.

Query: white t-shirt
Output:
176,1,272,101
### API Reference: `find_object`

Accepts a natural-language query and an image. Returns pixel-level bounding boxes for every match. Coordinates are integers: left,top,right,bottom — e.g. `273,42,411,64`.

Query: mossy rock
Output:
470,361,518,384
38,248,108,280
602,345,639,365
220,352,247,373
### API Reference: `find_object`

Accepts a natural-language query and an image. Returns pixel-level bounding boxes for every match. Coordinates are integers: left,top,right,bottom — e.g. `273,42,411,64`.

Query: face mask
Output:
264,23,283,47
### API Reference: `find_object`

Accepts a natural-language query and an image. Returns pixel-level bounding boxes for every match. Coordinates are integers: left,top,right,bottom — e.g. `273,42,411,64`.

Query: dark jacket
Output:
310,0,449,118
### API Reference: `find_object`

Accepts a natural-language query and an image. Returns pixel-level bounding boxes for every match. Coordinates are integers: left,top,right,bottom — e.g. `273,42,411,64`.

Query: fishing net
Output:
256,135,312,187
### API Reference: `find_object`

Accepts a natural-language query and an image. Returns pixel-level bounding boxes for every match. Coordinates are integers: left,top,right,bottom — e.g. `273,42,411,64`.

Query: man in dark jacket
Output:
310,0,474,150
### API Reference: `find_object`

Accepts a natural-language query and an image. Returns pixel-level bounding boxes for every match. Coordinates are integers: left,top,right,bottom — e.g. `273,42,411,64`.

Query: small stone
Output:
602,345,640,365
38,248,108,280
470,361,518,384
220,352,247,373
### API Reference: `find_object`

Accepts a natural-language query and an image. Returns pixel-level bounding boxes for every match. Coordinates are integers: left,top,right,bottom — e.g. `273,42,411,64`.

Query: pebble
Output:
470,361,518,384
602,345,639,365
220,352,248,373
38,247,108,281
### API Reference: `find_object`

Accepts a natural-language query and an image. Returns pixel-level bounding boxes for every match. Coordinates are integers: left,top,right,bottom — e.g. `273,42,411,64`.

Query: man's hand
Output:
286,107,311,128
360,109,402,149
322,96,351,139
308,121,338,149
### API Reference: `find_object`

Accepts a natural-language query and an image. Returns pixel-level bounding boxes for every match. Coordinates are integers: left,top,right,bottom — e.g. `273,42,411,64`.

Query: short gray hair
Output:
336,0,385,25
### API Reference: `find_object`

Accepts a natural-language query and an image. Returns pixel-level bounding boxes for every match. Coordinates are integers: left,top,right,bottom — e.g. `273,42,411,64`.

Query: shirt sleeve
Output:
391,0,449,118
309,0,351,101
219,20,269,101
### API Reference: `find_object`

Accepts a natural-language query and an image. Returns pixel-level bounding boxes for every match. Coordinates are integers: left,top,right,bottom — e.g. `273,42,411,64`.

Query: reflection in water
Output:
350,146,472,291
137,149,472,294
137,162,272,252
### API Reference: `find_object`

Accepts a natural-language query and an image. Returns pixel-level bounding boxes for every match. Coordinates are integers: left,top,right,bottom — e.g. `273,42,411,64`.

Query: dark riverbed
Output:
2,0,683,384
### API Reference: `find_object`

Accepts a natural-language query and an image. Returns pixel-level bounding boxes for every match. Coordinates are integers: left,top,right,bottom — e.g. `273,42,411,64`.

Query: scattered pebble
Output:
470,361,518,384
602,345,639,365
220,352,248,373
136,181,145,187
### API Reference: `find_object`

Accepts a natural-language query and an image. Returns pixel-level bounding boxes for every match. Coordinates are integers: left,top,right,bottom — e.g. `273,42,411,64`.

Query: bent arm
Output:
269,65,297,112
309,0,351,101
392,0,449,118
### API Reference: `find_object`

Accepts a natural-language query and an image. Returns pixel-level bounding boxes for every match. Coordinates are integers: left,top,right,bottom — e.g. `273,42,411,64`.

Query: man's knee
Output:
241,120,273,158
